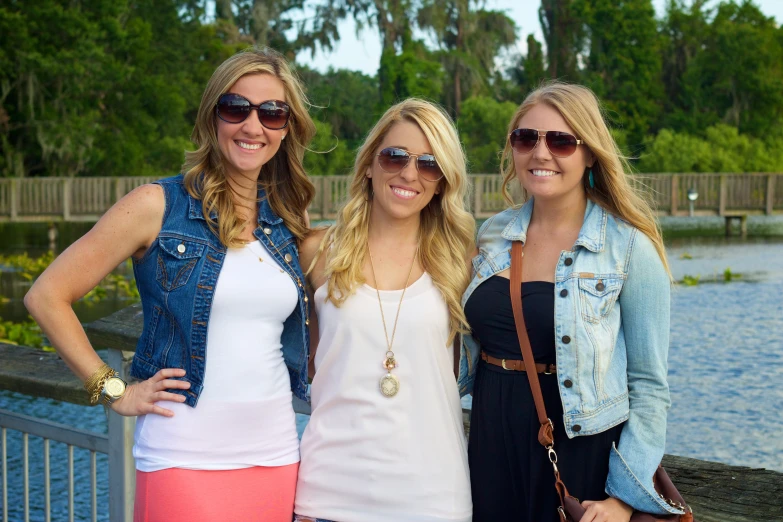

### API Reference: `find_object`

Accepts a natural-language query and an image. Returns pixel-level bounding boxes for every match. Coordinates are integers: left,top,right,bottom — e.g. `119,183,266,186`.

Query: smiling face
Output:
367,120,442,223
217,73,287,180
513,103,593,203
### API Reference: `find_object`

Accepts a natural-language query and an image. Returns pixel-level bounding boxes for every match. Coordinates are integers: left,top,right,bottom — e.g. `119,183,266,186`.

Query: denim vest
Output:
459,199,682,516
129,175,310,406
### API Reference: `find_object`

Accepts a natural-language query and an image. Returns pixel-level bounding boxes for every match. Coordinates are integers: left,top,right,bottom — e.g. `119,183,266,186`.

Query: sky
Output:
296,0,783,76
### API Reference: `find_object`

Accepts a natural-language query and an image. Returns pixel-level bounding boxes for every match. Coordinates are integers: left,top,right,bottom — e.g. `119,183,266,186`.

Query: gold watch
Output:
101,376,127,405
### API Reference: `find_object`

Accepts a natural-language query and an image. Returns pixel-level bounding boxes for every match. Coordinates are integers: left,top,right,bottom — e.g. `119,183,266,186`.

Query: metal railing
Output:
0,349,134,522
0,412,106,522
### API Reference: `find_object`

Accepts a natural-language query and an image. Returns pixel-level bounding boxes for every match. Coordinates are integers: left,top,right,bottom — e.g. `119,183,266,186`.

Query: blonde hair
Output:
500,82,671,277
182,47,315,246
315,99,475,343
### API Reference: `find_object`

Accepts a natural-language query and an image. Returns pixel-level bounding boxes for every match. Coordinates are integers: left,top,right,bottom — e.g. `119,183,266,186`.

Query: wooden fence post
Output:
114,178,124,204
670,175,679,215
473,176,483,217
63,178,72,221
766,175,776,215
719,175,728,215
10,178,18,221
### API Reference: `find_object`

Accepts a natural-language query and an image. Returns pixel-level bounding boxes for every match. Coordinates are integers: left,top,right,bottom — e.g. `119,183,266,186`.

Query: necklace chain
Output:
368,245,419,358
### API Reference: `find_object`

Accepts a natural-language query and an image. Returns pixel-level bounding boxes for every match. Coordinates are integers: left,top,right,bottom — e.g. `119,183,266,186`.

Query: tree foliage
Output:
1,0,782,178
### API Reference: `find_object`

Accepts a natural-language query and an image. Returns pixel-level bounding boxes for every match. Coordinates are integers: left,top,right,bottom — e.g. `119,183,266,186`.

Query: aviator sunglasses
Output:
215,93,291,130
376,147,444,182
509,128,584,158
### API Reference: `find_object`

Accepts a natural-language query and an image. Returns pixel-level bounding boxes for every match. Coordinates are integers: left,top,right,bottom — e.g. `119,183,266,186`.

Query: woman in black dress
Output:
460,82,683,522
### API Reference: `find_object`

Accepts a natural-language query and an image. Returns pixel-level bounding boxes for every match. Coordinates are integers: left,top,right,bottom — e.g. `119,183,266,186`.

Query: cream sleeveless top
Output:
295,273,472,522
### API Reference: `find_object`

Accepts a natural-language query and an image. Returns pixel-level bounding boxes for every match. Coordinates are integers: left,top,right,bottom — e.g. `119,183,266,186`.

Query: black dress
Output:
465,276,624,522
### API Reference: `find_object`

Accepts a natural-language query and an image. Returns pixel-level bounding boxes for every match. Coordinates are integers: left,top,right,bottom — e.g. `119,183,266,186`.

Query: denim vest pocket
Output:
156,238,206,291
578,277,622,323
144,305,185,368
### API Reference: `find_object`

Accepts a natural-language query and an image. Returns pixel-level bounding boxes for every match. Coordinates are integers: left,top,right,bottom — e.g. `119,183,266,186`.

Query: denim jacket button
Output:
263,227,272,235
564,257,573,266
284,253,292,262
562,335,571,344
572,424,582,432
177,243,186,254
560,289,568,297
596,281,605,291
564,379,573,388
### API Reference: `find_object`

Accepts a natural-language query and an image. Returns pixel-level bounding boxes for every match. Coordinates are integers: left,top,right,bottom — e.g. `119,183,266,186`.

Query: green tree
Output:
686,1,783,136
539,0,585,80
298,67,380,150
458,96,517,173
377,40,444,108
418,0,517,117
658,0,712,133
638,124,783,173
575,0,664,149
304,119,353,176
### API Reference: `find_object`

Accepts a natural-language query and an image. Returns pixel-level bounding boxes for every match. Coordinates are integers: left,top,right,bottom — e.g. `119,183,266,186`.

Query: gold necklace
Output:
368,245,418,398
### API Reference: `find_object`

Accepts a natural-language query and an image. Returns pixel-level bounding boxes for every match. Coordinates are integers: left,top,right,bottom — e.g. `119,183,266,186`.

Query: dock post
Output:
63,178,72,221
740,215,748,238
107,348,136,521
725,217,732,237
473,176,483,217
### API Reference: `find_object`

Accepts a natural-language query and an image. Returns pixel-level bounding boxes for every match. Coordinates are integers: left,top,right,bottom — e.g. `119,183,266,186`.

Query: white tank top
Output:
295,274,472,522
133,241,300,472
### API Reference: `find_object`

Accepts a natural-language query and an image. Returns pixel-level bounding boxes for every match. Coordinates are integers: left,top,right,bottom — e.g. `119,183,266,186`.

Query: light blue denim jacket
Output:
458,198,683,516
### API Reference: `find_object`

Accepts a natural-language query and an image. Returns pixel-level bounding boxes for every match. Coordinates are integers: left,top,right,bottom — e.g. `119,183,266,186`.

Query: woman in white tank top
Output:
294,99,476,522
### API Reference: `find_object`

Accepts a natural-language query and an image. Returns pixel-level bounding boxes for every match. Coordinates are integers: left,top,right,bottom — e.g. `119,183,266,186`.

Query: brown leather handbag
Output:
508,241,694,522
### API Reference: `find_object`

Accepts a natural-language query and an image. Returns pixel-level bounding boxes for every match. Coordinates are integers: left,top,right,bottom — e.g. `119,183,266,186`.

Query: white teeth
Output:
237,141,262,150
531,169,558,177
391,187,417,198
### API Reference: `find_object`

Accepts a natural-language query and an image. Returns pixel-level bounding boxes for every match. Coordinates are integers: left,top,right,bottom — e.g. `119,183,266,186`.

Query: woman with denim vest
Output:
459,82,685,522
25,48,314,521
292,99,475,522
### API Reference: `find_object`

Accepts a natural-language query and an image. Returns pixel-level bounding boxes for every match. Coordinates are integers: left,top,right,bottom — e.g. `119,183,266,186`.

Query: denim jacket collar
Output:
501,197,606,253
186,185,283,226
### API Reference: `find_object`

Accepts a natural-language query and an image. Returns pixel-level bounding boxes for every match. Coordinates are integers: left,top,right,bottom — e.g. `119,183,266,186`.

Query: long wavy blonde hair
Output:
182,47,315,246
500,82,671,277
316,99,475,343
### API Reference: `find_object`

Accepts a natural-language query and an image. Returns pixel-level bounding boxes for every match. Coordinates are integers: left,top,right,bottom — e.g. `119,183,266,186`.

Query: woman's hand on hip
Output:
579,497,633,522
110,368,190,417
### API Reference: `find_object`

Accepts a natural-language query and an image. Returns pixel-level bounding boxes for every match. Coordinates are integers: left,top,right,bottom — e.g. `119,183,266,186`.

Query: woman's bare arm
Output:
25,184,191,416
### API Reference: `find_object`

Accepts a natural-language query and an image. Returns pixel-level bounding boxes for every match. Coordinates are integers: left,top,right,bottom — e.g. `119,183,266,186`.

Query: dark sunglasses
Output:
376,147,444,182
215,93,291,130
509,128,584,158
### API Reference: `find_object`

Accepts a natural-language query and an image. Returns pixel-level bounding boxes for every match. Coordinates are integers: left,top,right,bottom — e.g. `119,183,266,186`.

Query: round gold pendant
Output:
380,373,400,397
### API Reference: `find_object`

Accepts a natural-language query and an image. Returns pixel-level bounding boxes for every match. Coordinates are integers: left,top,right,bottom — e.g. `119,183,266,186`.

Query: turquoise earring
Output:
588,169,595,189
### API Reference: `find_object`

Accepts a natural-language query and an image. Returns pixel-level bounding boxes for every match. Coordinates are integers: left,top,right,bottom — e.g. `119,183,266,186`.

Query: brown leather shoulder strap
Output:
510,241,554,447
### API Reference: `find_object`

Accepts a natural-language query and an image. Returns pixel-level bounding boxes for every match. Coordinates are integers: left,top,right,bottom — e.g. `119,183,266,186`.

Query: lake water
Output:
1,222,782,520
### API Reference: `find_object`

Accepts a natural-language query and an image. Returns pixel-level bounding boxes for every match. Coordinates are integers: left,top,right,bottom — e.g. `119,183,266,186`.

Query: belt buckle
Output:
501,359,510,370
544,365,553,375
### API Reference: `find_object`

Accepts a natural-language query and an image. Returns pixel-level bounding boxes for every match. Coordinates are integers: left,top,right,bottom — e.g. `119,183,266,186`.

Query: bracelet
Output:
83,364,117,406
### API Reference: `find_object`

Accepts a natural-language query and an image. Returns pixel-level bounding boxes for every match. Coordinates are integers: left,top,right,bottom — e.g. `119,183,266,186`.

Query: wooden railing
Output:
0,173,781,222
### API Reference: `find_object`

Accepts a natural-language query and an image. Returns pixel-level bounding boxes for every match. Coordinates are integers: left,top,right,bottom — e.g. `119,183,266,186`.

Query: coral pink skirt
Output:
134,463,299,522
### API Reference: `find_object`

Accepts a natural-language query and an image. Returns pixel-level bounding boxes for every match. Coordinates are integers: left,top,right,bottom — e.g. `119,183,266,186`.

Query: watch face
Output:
105,377,126,397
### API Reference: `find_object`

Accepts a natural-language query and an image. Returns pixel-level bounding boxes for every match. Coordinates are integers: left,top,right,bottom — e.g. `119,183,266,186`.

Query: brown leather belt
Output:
481,351,557,374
